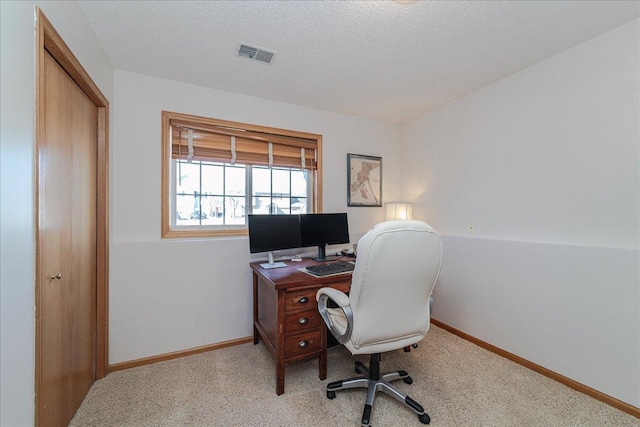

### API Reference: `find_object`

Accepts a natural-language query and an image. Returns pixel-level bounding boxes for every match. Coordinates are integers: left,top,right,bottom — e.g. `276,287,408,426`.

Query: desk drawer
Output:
284,309,321,334
327,281,350,293
284,288,317,312
285,330,321,359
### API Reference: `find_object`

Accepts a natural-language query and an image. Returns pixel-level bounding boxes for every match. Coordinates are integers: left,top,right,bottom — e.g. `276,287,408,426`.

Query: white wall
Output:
110,70,400,363
0,2,114,426
401,20,639,407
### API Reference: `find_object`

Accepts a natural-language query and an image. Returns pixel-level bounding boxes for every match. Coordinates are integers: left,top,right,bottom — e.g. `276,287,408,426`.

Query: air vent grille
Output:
237,43,276,64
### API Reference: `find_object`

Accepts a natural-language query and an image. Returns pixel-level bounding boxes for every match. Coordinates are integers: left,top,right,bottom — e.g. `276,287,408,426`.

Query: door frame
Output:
34,7,109,425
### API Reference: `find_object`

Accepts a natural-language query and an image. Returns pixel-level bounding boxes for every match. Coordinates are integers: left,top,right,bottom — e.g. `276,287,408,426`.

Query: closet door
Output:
38,50,97,427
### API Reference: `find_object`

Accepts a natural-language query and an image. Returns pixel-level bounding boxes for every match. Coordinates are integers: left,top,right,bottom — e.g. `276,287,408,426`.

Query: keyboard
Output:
306,261,355,277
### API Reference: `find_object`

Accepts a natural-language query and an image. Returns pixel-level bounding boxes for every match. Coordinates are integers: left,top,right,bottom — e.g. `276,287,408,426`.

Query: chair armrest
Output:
316,287,350,306
316,287,353,344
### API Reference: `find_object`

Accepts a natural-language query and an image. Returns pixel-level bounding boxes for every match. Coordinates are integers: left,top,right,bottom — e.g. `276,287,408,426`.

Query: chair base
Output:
326,353,430,426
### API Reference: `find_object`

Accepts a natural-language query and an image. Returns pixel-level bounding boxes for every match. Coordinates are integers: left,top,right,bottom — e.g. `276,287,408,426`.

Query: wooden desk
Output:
251,258,352,395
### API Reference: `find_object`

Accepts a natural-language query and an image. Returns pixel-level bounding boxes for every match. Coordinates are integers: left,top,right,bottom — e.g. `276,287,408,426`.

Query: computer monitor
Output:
248,214,301,269
300,213,350,262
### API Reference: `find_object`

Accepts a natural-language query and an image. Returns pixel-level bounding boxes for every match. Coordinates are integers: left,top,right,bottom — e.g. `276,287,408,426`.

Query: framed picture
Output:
347,153,382,207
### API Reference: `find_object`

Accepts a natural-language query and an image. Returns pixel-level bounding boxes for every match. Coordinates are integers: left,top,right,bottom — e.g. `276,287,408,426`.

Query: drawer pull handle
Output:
298,297,309,304
298,317,309,324
298,340,309,348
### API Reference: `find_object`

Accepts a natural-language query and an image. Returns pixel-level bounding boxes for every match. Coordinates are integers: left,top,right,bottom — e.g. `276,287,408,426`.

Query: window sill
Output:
161,228,248,239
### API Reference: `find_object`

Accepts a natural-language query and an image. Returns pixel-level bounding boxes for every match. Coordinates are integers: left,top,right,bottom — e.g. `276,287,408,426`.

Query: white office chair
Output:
317,220,442,426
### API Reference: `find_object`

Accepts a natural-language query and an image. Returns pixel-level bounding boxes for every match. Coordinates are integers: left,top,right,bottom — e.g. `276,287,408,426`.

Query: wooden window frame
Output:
161,111,323,238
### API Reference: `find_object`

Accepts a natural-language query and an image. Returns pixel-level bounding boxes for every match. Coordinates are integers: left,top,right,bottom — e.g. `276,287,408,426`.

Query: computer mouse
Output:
291,256,302,262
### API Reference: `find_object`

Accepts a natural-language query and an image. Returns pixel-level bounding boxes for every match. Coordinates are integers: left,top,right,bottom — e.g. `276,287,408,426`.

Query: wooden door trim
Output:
35,7,109,425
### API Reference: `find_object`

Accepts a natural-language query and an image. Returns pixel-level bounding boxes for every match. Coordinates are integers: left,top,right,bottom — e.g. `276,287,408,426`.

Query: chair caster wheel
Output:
418,413,430,424
403,376,413,384
412,343,418,349
327,391,336,399
361,404,372,426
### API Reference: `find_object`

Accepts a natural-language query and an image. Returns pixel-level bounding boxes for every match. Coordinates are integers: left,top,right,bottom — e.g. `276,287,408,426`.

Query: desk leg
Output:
253,273,260,345
319,349,327,380
276,357,285,395
319,324,327,380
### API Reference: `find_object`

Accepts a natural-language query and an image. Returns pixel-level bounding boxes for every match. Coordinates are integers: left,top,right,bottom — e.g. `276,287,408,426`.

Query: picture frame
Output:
347,153,382,207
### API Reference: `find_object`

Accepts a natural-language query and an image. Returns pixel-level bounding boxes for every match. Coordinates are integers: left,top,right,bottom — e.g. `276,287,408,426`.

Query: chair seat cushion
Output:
344,332,426,355
327,308,348,334
329,308,427,354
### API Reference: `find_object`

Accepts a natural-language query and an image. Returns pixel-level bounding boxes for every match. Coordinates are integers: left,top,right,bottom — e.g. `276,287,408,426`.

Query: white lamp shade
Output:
384,202,413,221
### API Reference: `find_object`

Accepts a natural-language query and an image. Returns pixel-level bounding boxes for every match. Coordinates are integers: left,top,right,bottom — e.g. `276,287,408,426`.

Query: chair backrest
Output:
348,220,442,350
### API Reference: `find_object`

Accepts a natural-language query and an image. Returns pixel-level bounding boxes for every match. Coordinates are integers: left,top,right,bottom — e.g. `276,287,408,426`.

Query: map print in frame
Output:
347,154,382,207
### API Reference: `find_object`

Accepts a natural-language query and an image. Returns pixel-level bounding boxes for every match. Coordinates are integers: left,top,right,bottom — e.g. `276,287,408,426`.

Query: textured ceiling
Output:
79,1,639,124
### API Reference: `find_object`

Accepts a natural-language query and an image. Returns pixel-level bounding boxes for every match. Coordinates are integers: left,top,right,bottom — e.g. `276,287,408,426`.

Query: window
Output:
173,161,310,225
162,111,322,238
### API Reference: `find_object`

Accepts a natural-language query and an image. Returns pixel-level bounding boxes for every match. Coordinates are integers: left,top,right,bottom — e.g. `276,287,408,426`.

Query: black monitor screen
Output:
300,213,350,257
248,214,301,254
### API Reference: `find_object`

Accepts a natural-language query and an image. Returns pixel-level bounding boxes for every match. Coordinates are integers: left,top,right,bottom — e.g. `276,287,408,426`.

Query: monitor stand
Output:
260,251,287,269
312,245,338,262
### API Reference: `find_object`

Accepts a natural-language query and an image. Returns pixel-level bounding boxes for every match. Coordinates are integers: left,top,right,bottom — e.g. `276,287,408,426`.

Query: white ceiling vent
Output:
237,43,276,65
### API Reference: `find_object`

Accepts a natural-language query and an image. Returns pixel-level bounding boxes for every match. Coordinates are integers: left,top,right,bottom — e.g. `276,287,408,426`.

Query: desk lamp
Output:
384,202,413,221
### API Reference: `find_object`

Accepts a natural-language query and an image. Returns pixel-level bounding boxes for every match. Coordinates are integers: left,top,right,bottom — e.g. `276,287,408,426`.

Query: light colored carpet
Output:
70,326,638,426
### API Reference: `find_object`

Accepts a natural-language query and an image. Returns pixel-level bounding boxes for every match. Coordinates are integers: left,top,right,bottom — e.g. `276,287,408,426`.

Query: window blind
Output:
171,119,317,170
